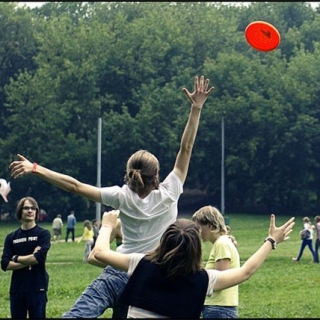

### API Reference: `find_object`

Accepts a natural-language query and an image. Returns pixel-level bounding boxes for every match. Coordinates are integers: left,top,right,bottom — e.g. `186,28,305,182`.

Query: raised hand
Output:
182,75,215,109
268,214,295,244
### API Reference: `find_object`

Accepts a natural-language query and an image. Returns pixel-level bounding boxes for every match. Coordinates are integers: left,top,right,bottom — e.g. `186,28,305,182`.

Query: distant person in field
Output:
0,197,51,319
91,219,99,250
313,215,320,263
93,210,294,318
192,206,240,318
77,220,94,263
9,75,215,318
65,210,76,242
52,214,63,242
292,216,315,262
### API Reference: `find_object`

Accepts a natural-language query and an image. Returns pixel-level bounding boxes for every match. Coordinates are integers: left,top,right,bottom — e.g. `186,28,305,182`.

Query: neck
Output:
210,232,221,244
138,185,156,199
21,221,36,230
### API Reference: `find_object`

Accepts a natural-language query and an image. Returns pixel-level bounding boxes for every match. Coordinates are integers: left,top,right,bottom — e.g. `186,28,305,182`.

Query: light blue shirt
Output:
67,214,76,228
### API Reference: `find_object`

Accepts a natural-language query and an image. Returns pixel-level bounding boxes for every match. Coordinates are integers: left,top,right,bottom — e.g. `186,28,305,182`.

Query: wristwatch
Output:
264,237,276,250
11,255,19,262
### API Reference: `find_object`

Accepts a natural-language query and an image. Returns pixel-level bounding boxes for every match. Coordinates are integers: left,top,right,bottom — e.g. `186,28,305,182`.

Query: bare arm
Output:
9,154,101,202
90,212,130,271
214,258,230,271
213,214,295,291
88,218,123,268
173,75,215,184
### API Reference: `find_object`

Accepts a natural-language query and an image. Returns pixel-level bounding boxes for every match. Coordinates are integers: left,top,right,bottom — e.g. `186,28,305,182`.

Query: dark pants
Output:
314,239,320,263
296,238,315,261
10,292,47,319
65,227,75,242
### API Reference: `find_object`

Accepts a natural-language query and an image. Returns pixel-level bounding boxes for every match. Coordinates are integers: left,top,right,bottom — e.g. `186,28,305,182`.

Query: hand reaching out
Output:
182,75,215,109
9,154,33,179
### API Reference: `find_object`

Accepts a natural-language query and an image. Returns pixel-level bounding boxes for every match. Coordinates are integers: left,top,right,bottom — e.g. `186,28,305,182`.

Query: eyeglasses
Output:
22,206,37,211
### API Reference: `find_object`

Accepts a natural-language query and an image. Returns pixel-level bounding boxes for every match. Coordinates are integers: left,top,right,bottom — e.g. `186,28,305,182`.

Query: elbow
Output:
181,144,193,155
87,252,95,264
93,251,103,262
89,247,101,261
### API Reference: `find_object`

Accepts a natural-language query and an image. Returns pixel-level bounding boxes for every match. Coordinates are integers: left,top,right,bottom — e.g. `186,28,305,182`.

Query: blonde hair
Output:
124,150,160,194
191,205,227,234
84,220,92,231
303,216,310,224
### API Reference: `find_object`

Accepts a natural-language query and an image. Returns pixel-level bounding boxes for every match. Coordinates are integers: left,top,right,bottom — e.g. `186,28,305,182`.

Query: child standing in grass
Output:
192,206,240,318
77,220,94,263
1,197,51,318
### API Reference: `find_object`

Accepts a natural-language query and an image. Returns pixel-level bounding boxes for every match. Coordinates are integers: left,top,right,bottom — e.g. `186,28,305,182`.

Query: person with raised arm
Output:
9,75,214,318
93,211,294,318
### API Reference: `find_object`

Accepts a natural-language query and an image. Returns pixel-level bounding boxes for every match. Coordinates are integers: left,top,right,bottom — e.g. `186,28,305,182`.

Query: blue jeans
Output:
202,305,238,318
296,239,315,261
62,266,129,318
10,292,47,319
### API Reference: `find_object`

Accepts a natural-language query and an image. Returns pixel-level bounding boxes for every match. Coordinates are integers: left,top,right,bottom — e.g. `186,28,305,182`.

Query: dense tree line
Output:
1,1,320,219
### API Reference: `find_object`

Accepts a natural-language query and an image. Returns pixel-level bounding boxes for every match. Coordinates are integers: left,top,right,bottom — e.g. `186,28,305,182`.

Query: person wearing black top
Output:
1,196,51,319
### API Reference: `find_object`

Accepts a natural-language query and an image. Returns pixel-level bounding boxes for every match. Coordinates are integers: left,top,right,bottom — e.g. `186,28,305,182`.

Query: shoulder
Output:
158,171,183,194
36,225,51,234
128,253,145,276
4,229,17,240
161,171,181,185
216,235,234,246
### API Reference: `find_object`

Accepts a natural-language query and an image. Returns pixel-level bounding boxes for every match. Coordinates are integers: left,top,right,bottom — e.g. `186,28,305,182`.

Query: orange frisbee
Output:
245,21,281,52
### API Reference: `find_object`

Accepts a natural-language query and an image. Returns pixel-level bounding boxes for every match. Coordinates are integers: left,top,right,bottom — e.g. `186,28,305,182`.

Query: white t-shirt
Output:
304,222,313,240
126,253,218,318
100,171,183,254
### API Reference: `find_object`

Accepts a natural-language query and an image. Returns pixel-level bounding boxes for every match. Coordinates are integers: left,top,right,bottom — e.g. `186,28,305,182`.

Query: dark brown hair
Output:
145,219,203,278
124,150,160,194
15,196,40,221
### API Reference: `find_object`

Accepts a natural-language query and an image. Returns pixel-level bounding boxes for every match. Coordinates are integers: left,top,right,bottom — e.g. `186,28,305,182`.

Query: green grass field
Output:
0,213,318,318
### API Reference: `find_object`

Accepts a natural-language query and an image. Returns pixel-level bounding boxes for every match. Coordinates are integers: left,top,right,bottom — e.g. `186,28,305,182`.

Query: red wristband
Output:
32,162,37,174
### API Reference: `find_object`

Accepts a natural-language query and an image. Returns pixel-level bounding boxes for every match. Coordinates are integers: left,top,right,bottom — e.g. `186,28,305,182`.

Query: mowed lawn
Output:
0,212,318,318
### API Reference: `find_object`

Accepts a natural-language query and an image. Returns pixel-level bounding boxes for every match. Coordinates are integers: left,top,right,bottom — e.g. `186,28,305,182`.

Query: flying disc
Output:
245,21,280,52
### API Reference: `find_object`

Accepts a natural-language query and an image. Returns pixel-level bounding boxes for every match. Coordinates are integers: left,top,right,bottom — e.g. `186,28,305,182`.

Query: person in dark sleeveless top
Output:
92,210,295,318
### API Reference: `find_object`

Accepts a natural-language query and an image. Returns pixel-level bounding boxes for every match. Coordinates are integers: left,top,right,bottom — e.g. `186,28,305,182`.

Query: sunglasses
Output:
22,206,37,211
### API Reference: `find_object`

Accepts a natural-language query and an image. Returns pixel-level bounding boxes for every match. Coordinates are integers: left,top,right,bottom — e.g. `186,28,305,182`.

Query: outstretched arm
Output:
213,214,295,291
92,210,131,271
9,154,101,202
173,75,215,184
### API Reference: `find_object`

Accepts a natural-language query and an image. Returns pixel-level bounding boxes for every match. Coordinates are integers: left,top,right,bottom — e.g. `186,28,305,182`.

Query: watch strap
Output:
12,255,19,262
264,237,276,250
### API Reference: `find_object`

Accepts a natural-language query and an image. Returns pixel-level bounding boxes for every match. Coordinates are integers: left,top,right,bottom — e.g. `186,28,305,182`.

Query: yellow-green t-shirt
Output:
204,235,240,306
